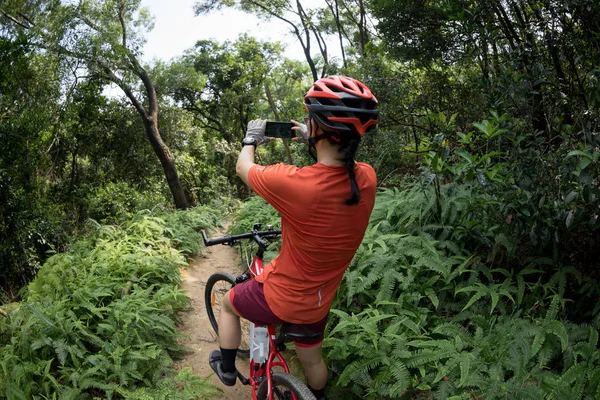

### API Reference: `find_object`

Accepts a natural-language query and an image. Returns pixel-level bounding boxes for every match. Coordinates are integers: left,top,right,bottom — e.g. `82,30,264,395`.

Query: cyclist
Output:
209,75,379,400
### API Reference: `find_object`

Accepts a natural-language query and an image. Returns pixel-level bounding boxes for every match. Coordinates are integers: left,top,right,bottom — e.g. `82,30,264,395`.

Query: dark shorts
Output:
230,279,327,348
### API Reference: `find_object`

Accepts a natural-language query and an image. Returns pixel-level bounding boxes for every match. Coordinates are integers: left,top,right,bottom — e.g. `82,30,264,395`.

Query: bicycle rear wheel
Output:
257,372,316,400
204,272,250,358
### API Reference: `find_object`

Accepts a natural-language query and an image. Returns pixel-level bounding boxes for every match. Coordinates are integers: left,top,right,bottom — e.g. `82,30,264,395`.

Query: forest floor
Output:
174,224,250,398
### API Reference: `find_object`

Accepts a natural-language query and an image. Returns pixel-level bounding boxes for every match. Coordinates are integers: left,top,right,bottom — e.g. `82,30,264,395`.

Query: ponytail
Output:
309,116,363,205
333,133,361,205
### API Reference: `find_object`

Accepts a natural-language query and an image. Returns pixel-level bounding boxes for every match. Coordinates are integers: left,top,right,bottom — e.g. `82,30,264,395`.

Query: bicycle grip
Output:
201,230,232,246
201,230,210,246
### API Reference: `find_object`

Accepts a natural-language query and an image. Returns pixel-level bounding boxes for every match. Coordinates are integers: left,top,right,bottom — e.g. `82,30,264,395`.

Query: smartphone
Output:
265,122,296,139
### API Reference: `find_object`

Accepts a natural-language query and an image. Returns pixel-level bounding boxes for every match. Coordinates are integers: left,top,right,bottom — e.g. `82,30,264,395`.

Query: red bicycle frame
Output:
246,254,298,400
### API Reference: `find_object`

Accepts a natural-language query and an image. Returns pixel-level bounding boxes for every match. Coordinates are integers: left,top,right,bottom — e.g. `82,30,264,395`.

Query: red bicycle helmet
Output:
304,75,379,136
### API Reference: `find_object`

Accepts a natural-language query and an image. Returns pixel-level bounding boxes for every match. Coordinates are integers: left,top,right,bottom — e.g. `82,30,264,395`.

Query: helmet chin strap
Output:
307,118,341,161
308,143,318,162
307,132,331,161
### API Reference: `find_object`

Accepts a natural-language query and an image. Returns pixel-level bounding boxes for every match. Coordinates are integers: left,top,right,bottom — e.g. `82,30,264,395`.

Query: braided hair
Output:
335,132,361,205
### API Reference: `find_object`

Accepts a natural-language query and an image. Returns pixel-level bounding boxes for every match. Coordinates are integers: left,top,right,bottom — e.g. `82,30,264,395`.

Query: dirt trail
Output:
176,226,250,398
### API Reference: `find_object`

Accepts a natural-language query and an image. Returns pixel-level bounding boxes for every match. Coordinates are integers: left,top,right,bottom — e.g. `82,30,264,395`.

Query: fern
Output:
231,182,600,400
0,207,221,399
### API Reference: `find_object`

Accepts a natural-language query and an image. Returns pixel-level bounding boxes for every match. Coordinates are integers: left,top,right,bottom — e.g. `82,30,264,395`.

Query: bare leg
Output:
218,290,241,349
295,344,328,390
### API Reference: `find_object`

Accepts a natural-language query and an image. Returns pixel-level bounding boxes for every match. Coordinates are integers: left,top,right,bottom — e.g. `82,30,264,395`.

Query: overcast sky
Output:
140,0,312,63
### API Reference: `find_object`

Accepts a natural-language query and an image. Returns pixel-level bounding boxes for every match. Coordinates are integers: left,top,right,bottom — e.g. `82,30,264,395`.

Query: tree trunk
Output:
264,83,293,164
120,57,190,210
328,0,347,68
358,0,367,53
144,118,189,209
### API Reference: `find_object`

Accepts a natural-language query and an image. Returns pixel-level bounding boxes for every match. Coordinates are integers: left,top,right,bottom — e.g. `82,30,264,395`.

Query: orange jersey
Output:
248,162,376,324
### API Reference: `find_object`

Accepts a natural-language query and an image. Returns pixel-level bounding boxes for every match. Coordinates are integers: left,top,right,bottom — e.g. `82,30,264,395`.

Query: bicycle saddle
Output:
280,323,322,340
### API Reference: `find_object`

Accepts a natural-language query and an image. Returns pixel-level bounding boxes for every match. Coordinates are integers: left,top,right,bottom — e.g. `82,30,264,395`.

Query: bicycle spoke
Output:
272,385,295,400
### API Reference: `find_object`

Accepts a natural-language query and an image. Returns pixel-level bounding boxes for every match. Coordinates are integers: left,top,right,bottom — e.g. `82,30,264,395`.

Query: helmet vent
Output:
319,98,337,106
343,98,377,110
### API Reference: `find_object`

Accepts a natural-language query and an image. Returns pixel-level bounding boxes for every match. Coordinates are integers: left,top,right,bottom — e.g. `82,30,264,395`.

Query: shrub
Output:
0,207,222,399
84,181,170,224
325,187,600,399
232,184,600,399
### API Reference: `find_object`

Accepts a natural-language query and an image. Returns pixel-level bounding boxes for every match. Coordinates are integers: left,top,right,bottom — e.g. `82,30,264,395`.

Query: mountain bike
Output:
202,224,318,400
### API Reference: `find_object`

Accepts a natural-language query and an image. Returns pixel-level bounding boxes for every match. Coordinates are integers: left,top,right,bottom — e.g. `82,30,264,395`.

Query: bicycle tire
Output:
257,372,317,400
204,272,250,358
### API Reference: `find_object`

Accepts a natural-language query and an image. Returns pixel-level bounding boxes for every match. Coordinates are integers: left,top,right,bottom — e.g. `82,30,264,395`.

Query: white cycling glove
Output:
245,119,271,147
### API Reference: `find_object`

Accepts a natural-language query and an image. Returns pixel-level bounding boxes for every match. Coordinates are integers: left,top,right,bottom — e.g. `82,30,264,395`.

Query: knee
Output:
223,290,240,317
296,348,325,369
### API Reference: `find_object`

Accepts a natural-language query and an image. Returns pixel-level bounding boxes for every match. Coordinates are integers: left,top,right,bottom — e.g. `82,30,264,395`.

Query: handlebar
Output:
201,228,281,249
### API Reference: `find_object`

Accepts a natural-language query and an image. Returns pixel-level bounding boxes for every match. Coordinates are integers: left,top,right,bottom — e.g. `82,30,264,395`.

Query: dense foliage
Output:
326,184,600,399
232,184,600,399
0,207,222,399
2,0,599,398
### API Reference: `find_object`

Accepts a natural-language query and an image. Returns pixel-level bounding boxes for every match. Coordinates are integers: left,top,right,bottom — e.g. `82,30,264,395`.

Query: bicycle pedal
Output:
237,371,250,385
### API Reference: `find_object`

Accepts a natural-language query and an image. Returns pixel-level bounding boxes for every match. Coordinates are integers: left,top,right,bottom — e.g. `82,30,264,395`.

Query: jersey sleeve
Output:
248,163,307,219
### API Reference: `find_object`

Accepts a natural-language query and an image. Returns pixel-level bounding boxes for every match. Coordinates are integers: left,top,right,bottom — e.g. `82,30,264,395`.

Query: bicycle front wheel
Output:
204,272,250,358
257,372,317,400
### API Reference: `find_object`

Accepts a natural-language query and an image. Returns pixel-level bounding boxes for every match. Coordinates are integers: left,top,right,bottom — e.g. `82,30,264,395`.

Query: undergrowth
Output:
229,195,281,263
232,186,600,399
326,186,600,400
0,207,222,399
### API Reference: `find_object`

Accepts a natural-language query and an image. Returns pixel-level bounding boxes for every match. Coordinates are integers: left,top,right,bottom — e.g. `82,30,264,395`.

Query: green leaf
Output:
545,320,569,352
458,353,472,387
478,151,505,164
455,149,473,164
461,291,485,312
517,274,525,306
567,150,594,160
566,210,575,228
489,290,499,314
425,288,440,309
473,121,489,135
532,332,545,357
564,191,579,204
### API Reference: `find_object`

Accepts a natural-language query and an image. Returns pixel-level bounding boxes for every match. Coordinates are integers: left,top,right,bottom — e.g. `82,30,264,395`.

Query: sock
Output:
308,385,326,399
220,347,237,373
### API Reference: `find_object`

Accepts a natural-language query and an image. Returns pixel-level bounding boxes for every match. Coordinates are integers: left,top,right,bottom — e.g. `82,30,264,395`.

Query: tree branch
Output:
338,0,367,49
358,0,366,53
99,65,148,117
0,7,34,29
492,3,520,50
37,37,148,119
245,0,318,81
190,114,221,133
386,115,435,133
119,0,127,48
114,28,158,118
298,1,328,72
184,103,225,134
325,0,346,67
264,83,281,120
